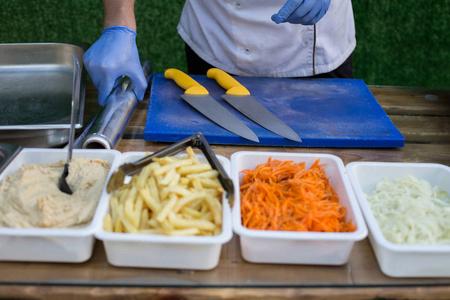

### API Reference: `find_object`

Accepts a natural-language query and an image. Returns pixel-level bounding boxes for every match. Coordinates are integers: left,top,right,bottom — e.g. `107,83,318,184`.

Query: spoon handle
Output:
67,56,81,163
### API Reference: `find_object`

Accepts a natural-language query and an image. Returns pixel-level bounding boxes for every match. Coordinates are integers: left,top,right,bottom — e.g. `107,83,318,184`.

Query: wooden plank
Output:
1,239,449,289
390,115,450,143
2,285,450,300
0,239,352,287
116,140,450,166
371,86,450,116
1,238,450,299
128,101,149,127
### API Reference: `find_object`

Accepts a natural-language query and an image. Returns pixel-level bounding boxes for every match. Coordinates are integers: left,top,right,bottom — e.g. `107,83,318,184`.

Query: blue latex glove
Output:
84,26,147,106
272,0,331,25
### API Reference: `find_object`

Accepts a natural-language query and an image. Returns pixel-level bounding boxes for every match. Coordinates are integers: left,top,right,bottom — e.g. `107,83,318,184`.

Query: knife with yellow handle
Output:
164,68,259,143
207,68,301,143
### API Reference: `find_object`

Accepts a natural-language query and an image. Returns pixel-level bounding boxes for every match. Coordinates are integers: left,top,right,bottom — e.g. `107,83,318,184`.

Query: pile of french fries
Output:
103,147,223,236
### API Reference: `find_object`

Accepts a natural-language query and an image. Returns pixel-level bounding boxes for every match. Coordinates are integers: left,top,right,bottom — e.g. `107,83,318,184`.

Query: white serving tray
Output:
231,151,367,265
0,149,121,263
95,152,233,270
347,162,450,277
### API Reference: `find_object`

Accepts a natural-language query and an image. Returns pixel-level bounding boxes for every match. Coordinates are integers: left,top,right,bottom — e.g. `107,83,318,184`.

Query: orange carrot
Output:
240,158,355,233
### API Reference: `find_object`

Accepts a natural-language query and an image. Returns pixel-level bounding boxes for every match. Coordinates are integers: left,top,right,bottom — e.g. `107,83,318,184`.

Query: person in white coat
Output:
84,0,355,105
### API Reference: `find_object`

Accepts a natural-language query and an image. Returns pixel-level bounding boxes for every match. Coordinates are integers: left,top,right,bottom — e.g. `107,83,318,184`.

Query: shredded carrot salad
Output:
240,159,355,232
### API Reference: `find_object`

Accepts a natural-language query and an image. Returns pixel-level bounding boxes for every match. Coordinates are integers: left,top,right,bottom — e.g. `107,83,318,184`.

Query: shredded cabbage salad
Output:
367,176,450,245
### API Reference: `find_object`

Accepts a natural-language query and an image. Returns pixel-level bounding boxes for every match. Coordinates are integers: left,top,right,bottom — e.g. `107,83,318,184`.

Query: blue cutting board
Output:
144,73,404,148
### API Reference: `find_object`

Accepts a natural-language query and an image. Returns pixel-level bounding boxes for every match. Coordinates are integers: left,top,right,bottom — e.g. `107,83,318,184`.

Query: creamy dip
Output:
0,158,110,228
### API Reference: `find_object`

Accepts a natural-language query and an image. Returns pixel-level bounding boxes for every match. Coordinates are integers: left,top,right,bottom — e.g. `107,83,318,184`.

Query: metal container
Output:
0,143,22,175
0,43,85,147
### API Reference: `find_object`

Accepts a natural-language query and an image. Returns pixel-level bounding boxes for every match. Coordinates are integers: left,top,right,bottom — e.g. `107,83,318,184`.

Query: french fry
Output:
204,195,222,225
177,164,212,175
103,214,113,232
160,218,175,233
124,195,137,227
127,186,138,204
199,178,222,189
191,178,202,190
186,170,219,179
140,209,149,230
163,186,191,197
121,216,138,233
159,169,177,186
186,147,198,162
105,147,224,236
181,207,203,219
148,218,158,228
148,177,160,204
153,159,193,176
118,187,129,204
180,177,190,186
153,156,175,165
137,164,153,188
173,193,205,213
166,228,200,236
110,196,118,221
139,188,161,213
156,195,177,223
168,172,181,187
168,212,215,231
114,218,123,232
134,196,144,226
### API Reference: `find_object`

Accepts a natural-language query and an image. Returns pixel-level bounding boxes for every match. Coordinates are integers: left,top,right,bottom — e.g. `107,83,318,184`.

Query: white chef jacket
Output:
177,0,355,77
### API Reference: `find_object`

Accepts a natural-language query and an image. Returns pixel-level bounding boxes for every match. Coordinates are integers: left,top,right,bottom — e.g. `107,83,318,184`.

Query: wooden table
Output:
0,86,449,300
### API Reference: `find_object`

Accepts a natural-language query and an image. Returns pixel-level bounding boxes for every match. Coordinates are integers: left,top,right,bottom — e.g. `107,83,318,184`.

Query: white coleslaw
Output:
367,176,450,245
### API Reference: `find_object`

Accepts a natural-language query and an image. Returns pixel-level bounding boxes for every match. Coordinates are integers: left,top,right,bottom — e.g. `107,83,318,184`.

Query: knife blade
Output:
207,68,302,143
164,68,259,143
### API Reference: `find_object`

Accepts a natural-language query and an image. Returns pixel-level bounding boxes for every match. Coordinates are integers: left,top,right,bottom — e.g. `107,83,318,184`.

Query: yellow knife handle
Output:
207,68,251,96
164,68,209,95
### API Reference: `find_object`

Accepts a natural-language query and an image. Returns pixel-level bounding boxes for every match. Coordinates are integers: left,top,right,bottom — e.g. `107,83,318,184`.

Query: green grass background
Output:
1,0,448,88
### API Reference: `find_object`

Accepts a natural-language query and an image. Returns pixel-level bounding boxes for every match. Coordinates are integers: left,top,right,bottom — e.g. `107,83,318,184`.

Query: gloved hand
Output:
83,26,147,106
272,0,331,26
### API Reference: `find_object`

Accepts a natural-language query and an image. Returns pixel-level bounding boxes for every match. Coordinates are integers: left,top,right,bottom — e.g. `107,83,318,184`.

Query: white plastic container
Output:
96,152,233,270
347,162,450,277
0,148,121,263
231,152,367,265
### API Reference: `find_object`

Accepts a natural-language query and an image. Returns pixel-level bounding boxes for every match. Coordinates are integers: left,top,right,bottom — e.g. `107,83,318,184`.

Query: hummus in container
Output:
0,158,110,228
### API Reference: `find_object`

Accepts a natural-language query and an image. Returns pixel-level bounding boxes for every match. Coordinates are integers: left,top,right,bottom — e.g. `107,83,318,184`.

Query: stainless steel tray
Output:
0,143,22,175
0,43,85,146
0,129,71,148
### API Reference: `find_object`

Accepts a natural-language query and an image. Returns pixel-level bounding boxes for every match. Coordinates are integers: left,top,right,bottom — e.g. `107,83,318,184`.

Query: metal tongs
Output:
106,133,234,198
